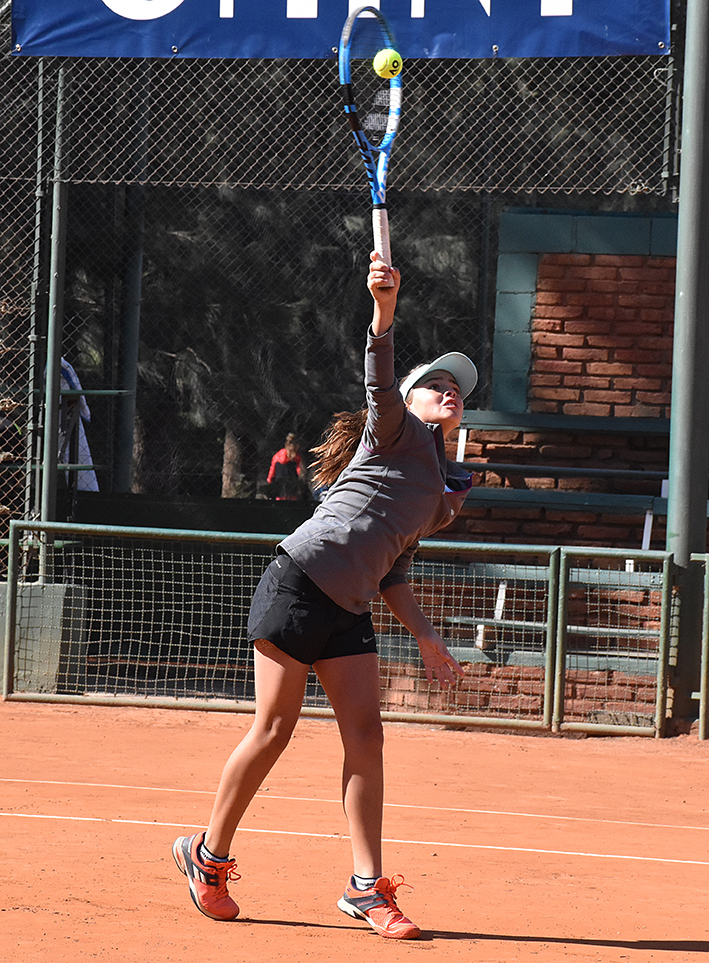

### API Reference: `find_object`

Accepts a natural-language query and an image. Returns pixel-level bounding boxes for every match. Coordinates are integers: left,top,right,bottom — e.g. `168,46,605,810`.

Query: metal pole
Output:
39,65,69,583
665,0,709,721
113,64,149,493
41,65,69,523
112,183,145,492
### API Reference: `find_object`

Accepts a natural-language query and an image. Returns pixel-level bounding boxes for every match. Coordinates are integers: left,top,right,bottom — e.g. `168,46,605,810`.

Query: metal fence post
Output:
698,556,709,739
543,547,560,730
654,554,674,737
551,549,569,733
2,521,20,699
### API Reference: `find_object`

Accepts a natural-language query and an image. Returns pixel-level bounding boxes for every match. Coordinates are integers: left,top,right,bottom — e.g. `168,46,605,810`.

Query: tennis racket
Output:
338,5,402,275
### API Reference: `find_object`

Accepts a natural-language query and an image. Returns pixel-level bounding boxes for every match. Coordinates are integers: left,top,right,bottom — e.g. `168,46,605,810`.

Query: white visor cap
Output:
399,352,478,402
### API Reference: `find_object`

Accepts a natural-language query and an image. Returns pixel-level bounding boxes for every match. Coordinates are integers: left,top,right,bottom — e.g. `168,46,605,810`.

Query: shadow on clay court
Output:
238,918,362,930
456,934,709,952
235,918,476,940
241,921,709,951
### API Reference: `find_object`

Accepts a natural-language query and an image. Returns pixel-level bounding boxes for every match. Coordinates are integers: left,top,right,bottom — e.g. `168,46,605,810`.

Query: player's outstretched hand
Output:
418,633,466,688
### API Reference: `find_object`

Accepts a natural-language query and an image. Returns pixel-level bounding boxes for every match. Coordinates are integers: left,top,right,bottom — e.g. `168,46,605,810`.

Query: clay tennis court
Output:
2,700,708,962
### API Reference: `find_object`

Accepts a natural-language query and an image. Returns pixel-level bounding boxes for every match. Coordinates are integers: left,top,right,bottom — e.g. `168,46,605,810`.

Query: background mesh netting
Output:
0,11,680,522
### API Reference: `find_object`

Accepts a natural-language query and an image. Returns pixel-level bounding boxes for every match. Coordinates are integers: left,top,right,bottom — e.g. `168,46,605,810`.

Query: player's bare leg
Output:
206,640,311,856
173,641,309,921
315,652,420,939
314,652,384,877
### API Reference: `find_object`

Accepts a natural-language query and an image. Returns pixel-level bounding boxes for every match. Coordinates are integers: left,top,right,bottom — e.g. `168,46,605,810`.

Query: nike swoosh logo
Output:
363,636,375,645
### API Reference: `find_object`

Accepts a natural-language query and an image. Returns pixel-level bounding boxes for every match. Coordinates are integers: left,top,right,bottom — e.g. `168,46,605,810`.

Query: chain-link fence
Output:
0,23,39,529
2,523,673,735
0,11,681,530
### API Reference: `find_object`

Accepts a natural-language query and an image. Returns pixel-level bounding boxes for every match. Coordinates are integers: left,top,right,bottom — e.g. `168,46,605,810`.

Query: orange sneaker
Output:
172,832,240,921
337,875,421,939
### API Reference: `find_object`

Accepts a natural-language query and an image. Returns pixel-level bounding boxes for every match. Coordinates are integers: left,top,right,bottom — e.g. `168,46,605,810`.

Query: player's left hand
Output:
417,633,466,687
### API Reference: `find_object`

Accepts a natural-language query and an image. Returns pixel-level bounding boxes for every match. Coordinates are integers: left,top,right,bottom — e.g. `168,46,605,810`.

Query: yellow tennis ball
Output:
373,48,402,79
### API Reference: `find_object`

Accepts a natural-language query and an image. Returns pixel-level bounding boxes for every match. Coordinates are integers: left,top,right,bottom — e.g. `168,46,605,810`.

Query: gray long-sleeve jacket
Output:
279,324,472,614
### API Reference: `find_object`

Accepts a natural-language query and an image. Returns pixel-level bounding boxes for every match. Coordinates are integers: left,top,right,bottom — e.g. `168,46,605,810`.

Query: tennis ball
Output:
373,48,402,79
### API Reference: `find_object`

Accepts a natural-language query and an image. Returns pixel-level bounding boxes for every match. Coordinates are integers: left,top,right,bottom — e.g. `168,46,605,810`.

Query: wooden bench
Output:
458,410,669,434
456,411,670,546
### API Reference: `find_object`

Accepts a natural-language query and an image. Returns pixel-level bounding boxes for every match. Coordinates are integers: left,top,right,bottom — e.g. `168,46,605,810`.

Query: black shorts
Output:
247,553,377,665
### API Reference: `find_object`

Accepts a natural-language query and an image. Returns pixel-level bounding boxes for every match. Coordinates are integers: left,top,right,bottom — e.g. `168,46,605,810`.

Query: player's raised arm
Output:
368,251,400,337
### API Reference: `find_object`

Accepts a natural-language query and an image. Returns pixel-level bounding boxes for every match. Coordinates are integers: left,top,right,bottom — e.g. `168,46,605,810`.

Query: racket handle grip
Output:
372,208,394,287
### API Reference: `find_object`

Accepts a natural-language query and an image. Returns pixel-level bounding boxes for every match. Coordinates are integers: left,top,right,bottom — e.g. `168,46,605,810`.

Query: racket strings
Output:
349,66,391,145
347,16,388,62
362,89,390,135
346,18,394,148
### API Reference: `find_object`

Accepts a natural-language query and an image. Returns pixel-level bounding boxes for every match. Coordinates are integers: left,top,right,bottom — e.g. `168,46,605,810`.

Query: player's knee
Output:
254,715,297,757
344,716,384,758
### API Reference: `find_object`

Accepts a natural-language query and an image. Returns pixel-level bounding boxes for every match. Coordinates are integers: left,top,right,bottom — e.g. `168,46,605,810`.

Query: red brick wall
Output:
531,253,674,417
379,662,656,728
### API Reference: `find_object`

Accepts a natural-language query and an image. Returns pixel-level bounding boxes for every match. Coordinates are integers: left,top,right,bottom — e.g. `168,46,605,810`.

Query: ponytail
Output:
310,408,368,489
311,366,422,488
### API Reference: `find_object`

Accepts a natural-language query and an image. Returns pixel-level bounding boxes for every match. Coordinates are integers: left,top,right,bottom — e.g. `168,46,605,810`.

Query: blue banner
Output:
11,1,671,61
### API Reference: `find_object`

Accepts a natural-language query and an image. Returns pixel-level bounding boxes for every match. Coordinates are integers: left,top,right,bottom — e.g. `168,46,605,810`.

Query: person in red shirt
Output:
266,433,303,500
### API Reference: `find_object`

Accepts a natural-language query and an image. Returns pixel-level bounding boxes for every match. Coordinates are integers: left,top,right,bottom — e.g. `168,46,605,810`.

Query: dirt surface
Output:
2,701,709,962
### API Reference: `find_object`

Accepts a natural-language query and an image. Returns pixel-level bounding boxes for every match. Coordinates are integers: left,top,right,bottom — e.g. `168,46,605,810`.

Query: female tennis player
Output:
173,252,477,939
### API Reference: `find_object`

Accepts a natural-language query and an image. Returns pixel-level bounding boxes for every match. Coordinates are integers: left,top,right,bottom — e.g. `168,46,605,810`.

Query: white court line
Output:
2,810,709,867
2,777,709,835
0,777,214,796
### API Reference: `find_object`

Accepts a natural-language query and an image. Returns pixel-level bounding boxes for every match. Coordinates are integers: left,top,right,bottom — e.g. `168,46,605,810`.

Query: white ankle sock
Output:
199,841,230,863
353,874,378,890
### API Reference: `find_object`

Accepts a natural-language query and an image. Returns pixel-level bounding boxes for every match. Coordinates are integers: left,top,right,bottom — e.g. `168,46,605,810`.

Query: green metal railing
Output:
553,548,673,737
3,520,676,735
